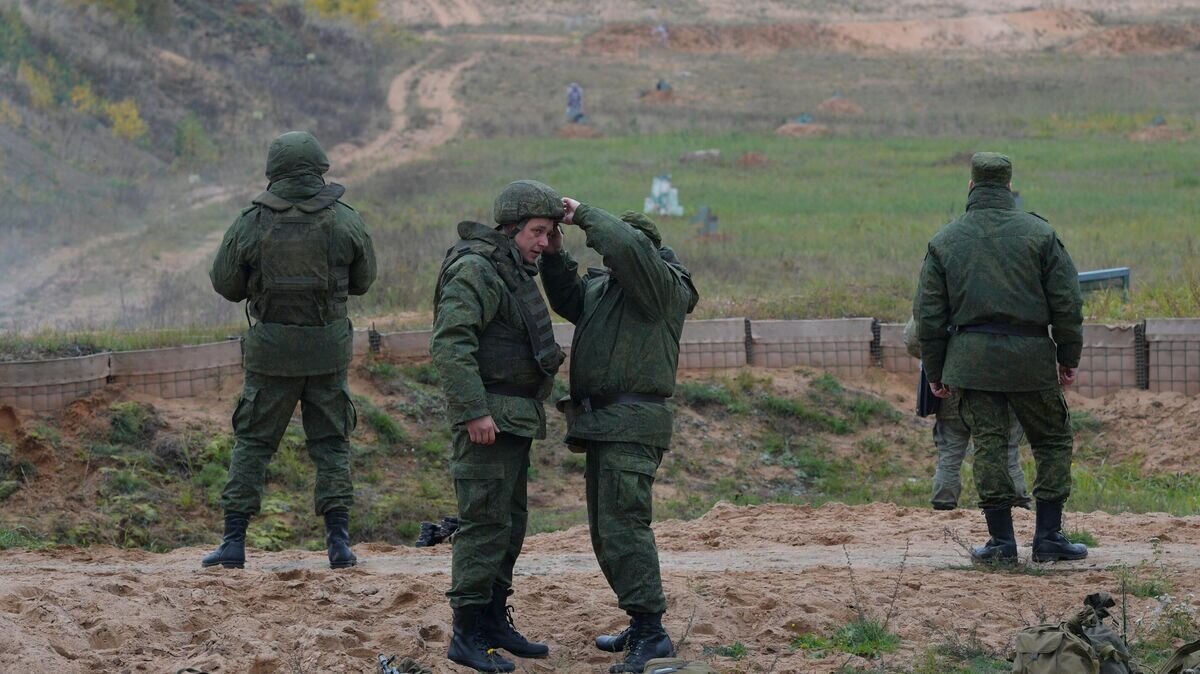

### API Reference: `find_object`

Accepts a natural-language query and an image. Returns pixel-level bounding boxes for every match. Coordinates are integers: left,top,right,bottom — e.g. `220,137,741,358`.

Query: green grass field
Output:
351,133,1200,325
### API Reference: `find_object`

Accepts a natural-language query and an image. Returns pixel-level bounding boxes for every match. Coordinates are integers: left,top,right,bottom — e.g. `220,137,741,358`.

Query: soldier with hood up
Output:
204,131,376,571
540,198,699,674
431,180,566,673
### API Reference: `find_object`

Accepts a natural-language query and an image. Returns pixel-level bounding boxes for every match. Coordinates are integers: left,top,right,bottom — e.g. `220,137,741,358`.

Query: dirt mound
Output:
557,123,602,139
3,502,1200,673
585,10,1104,56
775,122,831,137
585,22,838,56
737,151,770,168
816,96,865,117
1129,125,1190,142
1065,22,1200,55
1074,389,1200,471
640,88,676,104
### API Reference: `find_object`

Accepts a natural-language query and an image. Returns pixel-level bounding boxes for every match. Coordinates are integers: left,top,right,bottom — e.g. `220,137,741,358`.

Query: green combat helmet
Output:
493,179,564,226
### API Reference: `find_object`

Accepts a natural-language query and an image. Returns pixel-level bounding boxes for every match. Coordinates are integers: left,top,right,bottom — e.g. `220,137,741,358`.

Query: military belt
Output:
484,383,541,399
955,323,1048,338
580,393,668,412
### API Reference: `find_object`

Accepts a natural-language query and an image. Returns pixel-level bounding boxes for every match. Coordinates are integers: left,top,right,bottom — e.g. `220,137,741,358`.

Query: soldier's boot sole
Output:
329,560,357,569
1031,547,1088,563
201,560,245,569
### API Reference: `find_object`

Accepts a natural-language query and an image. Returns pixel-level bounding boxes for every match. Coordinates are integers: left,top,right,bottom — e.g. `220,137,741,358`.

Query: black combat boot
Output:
608,612,674,673
1032,500,1088,562
595,619,633,653
970,508,1018,565
449,606,516,673
324,508,357,569
480,586,549,658
201,512,248,569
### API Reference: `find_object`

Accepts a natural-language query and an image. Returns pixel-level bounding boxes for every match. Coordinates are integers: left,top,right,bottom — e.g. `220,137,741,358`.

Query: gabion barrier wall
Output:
1147,318,1200,396
2,318,1199,412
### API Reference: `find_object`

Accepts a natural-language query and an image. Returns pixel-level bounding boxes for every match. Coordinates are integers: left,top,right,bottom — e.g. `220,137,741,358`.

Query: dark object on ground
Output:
416,516,460,547
201,512,248,569
325,508,357,568
378,654,434,674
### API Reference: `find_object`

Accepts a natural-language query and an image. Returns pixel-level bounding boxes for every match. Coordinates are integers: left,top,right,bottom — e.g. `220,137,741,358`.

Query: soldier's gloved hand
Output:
560,197,581,225
1058,365,1078,387
466,415,499,445
929,381,952,398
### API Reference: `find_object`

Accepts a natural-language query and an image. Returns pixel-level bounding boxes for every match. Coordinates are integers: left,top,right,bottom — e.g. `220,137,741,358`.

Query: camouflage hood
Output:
265,131,330,182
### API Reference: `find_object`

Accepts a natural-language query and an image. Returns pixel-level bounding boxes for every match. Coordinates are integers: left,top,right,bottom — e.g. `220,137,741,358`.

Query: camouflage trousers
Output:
931,411,1030,509
221,369,357,517
960,388,1074,511
586,441,667,615
448,431,531,609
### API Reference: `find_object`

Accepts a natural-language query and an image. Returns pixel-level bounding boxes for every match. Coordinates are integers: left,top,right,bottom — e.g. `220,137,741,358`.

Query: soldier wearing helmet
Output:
431,180,566,672
204,131,376,571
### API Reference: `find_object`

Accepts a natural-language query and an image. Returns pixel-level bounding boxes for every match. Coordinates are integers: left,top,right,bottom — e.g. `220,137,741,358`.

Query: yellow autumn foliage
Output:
104,98,148,140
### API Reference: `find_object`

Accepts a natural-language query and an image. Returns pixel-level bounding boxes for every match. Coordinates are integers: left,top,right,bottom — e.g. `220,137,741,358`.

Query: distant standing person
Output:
903,316,1032,511
431,180,566,672
566,82,584,123
541,199,699,673
204,131,376,570
914,152,1087,564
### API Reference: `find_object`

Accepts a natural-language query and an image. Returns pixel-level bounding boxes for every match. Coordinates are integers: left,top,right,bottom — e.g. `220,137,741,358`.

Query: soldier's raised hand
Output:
560,197,581,225
544,223,564,255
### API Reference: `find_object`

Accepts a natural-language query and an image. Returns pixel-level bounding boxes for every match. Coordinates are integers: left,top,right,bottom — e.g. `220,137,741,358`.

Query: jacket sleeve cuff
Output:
451,400,491,426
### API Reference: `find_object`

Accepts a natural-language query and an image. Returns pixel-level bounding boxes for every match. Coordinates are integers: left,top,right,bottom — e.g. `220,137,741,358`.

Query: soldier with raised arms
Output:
540,198,699,673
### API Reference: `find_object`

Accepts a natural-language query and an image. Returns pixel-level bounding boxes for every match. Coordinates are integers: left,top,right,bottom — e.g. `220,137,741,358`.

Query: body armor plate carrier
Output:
435,222,564,398
250,185,350,326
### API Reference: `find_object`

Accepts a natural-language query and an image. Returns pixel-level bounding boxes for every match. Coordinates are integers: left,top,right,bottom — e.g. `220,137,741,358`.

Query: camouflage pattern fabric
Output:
447,431,532,609
539,205,699,448
960,388,1073,510
586,441,666,614
210,131,376,377
492,180,564,227
903,318,1031,507
932,405,1030,509
221,369,356,516
913,184,1083,391
431,222,550,439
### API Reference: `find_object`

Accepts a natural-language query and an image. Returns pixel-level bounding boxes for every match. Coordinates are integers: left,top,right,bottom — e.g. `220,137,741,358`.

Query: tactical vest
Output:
435,226,564,391
249,185,350,326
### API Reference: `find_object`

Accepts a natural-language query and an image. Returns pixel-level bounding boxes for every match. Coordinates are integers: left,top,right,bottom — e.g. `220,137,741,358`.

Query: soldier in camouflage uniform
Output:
431,180,566,673
204,131,376,570
540,198,699,673
914,152,1087,564
903,316,1032,510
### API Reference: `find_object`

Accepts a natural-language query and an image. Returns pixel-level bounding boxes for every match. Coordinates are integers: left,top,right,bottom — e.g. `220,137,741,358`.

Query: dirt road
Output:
2,502,1197,673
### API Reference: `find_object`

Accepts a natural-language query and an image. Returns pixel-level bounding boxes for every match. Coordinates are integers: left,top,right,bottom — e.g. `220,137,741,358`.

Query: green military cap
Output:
620,210,662,247
265,131,330,181
971,152,1012,186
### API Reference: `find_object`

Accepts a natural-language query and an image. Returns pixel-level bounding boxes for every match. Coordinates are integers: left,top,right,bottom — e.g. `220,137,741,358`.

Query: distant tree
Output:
174,112,218,166
70,83,100,115
104,98,148,141
17,61,53,109
307,0,379,24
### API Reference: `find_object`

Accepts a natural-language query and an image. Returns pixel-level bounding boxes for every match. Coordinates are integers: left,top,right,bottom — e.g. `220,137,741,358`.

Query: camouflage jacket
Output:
431,222,549,439
540,205,699,449
913,185,1083,392
209,175,375,377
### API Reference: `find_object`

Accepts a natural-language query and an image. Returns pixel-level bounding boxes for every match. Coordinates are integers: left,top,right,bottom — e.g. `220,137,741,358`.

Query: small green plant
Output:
401,362,440,386
1065,528,1100,548
706,642,748,660
790,632,831,654
108,401,153,445
833,618,900,658
0,526,44,549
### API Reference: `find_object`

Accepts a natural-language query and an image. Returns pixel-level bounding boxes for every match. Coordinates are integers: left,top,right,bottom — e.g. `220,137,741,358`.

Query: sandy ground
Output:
2,502,1198,673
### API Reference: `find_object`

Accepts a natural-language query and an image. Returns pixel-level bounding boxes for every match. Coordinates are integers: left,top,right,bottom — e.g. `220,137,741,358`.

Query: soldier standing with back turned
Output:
204,131,376,570
914,152,1087,565
540,198,699,673
431,180,566,673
